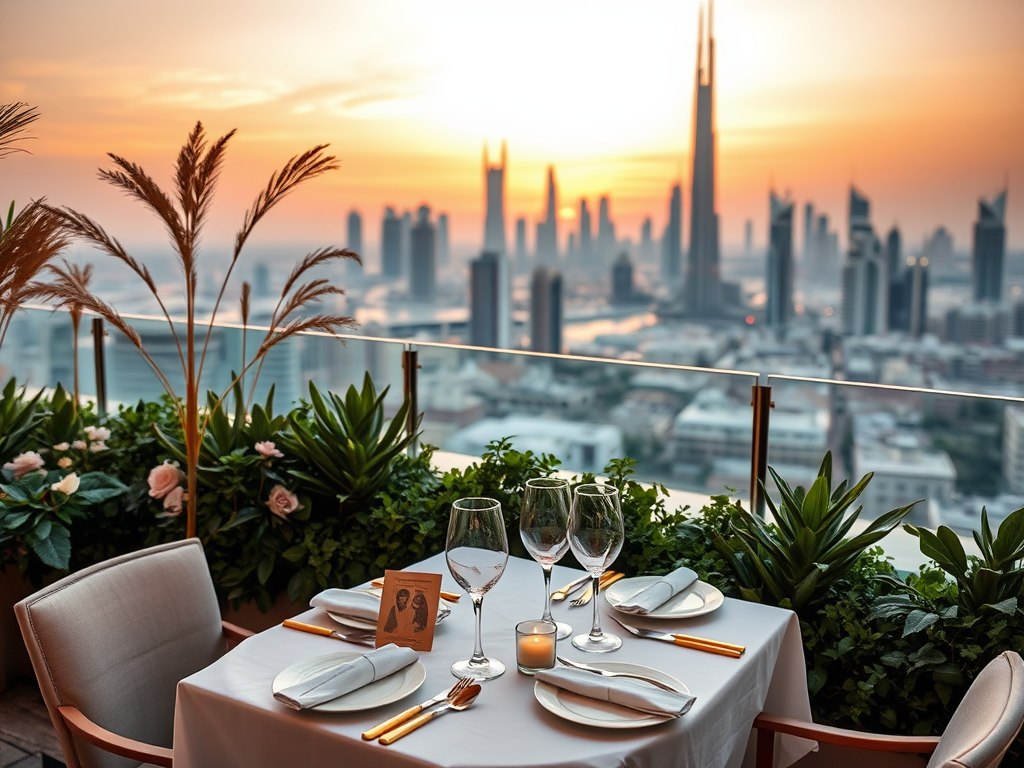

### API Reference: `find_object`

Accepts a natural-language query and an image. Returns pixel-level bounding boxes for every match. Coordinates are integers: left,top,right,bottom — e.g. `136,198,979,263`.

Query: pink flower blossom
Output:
84,426,111,442
89,441,108,453
53,442,70,452
266,485,303,519
148,460,184,499
71,440,87,451
255,441,284,459
58,457,73,469
51,473,80,495
3,451,45,479
162,486,185,517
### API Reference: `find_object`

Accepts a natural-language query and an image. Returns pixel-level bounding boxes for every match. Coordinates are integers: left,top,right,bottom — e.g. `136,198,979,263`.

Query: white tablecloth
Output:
174,554,814,768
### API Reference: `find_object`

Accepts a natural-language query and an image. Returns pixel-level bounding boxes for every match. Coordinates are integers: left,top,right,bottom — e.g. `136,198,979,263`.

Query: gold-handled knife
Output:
362,677,474,740
282,619,375,646
610,616,744,658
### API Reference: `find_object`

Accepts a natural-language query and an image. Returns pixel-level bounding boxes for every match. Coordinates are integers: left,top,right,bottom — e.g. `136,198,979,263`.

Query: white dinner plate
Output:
603,576,724,619
328,600,452,632
272,651,426,712
533,662,688,729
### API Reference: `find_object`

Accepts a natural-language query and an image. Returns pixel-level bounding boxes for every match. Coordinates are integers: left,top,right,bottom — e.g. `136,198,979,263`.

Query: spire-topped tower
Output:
683,1,721,316
483,141,507,255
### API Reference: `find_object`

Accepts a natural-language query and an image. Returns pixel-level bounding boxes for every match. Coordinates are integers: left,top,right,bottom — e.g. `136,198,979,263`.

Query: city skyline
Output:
1,0,1022,257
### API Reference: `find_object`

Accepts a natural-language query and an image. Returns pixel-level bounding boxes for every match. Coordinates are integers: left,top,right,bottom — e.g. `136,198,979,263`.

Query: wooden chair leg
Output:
756,726,775,768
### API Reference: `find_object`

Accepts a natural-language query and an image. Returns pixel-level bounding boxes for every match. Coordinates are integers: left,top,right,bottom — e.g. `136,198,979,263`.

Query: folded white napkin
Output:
616,567,698,615
535,668,695,717
274,644,419,710
309,589,380,621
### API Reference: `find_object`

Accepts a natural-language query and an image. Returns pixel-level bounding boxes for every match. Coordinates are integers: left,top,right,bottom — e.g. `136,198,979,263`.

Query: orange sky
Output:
2,0,1023,260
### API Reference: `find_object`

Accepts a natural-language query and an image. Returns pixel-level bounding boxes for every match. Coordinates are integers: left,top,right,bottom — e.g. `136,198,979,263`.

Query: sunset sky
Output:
2,0,1022,262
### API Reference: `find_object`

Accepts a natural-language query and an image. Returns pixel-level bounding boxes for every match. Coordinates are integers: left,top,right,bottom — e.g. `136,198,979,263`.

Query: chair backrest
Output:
927,651,1024,768
15,539,226,768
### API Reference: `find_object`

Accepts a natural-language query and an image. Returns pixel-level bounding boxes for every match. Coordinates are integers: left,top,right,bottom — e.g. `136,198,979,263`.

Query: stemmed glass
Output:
446,497,509,680
519,477,572,640
567,483,624,653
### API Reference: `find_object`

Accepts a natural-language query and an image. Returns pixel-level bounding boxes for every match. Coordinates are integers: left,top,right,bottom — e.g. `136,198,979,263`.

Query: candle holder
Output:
516,620,557,675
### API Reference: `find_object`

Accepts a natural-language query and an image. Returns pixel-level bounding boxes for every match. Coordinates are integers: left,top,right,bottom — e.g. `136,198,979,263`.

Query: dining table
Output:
172,553,815,768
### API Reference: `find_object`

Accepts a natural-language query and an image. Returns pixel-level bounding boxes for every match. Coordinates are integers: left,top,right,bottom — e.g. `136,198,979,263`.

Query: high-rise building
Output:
597,195,615,266
579,199,592,265
514,216,528,274
253,263,271,298
612,252,634,305
885,226,902,281
923,226,954,272
640,217,654,264
972,189,1008,303
885,225,904,329
483,142,507,256
436,213,450,269
841,187,887,336
530,267,562,353
683,5,721,315
381,207,402,279
766,192,795,329
744,219,753,256
346,209,363,274
661,184,682,281
410,205,436,302
803,203,815,264
908,256,929,339
535,166,559,266
400,211,412,276
469,251,510,349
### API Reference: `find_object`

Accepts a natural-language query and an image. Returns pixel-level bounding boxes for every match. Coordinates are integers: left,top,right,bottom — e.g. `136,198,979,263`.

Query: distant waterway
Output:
562,311,657,344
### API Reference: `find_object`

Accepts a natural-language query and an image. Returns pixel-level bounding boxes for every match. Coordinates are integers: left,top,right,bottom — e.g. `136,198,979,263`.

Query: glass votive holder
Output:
516,620,557,675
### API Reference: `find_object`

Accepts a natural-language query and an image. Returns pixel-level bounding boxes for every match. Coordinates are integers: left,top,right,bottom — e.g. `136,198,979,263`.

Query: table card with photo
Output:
375,570,442,651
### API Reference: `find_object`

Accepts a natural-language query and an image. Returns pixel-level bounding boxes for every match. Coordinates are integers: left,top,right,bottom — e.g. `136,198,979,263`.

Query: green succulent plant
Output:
713,451,919,613
284,375,418,511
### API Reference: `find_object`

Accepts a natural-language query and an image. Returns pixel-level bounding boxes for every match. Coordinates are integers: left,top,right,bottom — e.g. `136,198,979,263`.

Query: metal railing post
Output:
402,346,419,457
91,318,108,417
750,382,773,518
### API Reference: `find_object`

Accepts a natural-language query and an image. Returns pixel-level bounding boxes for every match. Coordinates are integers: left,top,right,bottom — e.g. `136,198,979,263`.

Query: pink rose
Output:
85,426,111,442
148,460,184,499
266,485,302,519
162,486,185,517
255,441,284,458
71,440,87,451
3,451,45,479
89,441,108,453
58,457,73,469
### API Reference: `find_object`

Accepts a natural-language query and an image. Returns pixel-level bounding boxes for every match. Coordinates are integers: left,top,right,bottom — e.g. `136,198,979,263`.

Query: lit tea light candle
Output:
516,620,556,674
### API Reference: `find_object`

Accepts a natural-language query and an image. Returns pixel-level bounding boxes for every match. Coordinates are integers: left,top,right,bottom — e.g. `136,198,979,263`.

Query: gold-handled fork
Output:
379,684,481,745
570,572,625,607
362,676,475,741
549,573,592,602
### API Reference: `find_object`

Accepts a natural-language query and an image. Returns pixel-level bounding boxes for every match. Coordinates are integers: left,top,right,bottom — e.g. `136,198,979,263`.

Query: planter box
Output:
0,567,33,693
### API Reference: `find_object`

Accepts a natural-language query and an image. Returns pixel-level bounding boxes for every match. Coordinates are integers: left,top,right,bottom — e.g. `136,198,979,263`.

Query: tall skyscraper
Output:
908,256,929,339
972,189,1008,303
436,213,450,268
885,225,904,328
410,205,436,302
640,217,654,264
514,216,528,273
400,211,412,276
683,5,721,315
597,195,615,266
536,166,559,265
744,219,753,256
924,226,954,272
381,207,402,279
579,199,592,265
841,186,887,335
803,203,815,264
346,209,363,274
253,263,271,298
661,183,683,281
483,142,507,256
612,252,634,305
530,267,563,354
885,226,902,281
766,192,795,329
469,251,510,349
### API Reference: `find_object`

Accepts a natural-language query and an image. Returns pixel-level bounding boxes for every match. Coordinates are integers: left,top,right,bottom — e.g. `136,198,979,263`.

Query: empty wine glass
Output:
446,497,509,679
520,477,572,640
567,483,624,652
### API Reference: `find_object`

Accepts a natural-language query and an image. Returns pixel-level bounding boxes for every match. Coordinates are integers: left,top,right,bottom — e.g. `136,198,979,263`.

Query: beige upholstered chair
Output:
753,650,1024,768
15,539,253,768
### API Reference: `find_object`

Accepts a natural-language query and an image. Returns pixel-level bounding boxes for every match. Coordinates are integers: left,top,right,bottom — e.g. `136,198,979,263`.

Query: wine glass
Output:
567,483,624,652
519,477,572,640
446,497,509,679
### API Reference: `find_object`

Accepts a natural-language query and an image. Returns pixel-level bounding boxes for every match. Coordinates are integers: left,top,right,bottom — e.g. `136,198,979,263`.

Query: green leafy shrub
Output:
0,378,45,467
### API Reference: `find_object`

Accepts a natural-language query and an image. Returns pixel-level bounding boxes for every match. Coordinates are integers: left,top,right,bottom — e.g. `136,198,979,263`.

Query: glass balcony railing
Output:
4,304,1024,540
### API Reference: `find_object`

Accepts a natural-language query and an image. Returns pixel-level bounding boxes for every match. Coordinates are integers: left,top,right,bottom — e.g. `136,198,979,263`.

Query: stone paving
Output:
0,683,65,767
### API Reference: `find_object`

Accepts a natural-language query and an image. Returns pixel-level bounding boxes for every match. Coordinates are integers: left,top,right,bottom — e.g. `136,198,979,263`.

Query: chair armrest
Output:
58,705,174,767
222,620,255,645
754,712,941,753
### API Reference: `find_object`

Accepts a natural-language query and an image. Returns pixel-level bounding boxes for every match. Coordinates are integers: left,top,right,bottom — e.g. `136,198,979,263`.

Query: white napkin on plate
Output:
274,644,418,710
535,668,695,717
309,588,380,621
616,567,698,615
